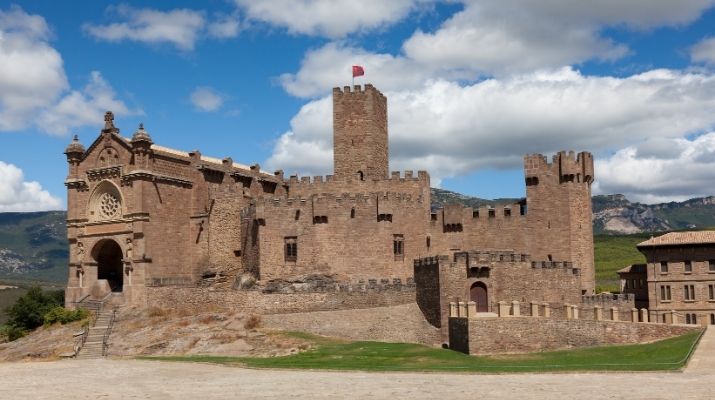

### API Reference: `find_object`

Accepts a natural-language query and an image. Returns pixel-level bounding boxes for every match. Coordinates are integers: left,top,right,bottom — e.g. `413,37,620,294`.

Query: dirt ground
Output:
0,358,712,400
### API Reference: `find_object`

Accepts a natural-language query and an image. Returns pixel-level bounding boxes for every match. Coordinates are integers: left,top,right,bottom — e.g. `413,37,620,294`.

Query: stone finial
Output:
103,111,116,131
131,122,153,144
64,134,85,156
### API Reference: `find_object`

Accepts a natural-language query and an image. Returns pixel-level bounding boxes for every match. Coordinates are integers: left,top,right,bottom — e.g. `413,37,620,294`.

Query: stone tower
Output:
332,84,388,181
524,151,595,294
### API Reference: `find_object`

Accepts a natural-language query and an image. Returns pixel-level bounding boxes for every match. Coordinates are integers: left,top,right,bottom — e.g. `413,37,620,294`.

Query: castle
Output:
63,83,596,308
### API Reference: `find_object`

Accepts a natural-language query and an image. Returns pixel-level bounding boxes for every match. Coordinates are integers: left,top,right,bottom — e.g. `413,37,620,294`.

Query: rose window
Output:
98,192,120,220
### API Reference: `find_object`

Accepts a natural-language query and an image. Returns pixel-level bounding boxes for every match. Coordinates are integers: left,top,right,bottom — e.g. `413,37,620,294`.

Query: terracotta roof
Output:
637,231,715,247
617,264,646,274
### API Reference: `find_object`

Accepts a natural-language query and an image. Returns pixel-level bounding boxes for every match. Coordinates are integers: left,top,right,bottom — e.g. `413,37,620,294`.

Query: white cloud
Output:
0,5,68,131
39,71,141,136
280,1,715,98
190,87,225,112
83,5,206,51
233,0,420,38
0,161,62,212
403,0,714,76
692,36,715,65
595,133,715,203
266,68,715,192
208,14,241,39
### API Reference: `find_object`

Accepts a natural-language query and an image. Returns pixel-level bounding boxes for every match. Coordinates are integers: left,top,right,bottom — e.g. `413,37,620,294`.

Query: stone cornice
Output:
86,165,122,181
121,170,193,188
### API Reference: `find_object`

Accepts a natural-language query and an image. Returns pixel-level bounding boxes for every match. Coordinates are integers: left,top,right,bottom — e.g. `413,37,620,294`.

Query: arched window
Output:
88,180,123,222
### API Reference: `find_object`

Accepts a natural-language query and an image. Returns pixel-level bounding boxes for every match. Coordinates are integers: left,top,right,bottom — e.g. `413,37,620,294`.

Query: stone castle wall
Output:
449,316,698,355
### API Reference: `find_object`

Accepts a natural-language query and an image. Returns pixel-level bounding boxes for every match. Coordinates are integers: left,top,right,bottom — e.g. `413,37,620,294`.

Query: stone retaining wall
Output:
146,286,415,314
449,316,700,355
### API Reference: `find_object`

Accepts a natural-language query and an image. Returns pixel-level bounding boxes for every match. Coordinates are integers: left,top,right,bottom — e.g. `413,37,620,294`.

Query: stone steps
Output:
75,308,116,360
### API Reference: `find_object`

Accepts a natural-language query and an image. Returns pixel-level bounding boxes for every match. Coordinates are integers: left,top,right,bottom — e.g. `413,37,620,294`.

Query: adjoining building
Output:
63,83,595,308
619,231,715,326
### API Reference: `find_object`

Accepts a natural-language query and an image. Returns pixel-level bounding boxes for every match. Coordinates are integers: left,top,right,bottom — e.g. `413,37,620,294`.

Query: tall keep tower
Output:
333,84,388,181
524,151,595,294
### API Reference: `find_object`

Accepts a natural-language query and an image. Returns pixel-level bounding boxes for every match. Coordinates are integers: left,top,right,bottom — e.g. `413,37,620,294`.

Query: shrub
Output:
4,287,64,332
0,324,27,342
43,306,89,326
244,314,261,330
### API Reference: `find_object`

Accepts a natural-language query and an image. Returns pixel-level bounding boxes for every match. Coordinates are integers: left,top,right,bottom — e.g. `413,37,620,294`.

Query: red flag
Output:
352,65,365,78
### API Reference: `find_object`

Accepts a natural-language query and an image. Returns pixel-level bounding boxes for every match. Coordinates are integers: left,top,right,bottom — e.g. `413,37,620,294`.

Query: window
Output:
393,235,404,260
294,210,301,220
685,260,692,273
711,314,715,325
709,284,714,301
313,216,328,224
426,236,431,249
625,280,630,289
377,213,393,222
472,210,479,218
640,279,646,288
284,237,297,262
504,208,511,217
684,284,695,301
687,314,698,325
350,208,355,218
632,279,637,289
660,261,668,273
488,209,495,218
660,285,671,301
709,260,715,272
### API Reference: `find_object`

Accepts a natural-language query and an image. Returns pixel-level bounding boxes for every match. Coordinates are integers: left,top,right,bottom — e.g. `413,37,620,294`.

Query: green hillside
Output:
593,234,649,292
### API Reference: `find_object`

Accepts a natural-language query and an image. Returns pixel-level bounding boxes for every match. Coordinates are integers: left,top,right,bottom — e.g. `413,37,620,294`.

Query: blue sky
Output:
1,1,715,211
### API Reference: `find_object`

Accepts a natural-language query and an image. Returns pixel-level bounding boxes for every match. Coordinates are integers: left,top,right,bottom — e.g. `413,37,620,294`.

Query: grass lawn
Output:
594,234,649,292
141,330,703,373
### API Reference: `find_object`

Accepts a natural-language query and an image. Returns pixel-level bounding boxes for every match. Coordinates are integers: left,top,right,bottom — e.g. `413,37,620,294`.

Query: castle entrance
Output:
94,240,123,292
470,282,488,312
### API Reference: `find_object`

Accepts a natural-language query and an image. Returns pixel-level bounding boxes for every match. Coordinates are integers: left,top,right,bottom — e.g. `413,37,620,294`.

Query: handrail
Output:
102,308,117,357
73,326,88,357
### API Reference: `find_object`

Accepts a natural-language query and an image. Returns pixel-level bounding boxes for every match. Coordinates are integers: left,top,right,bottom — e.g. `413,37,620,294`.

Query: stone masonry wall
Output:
458,317,699,354
146,284,416,314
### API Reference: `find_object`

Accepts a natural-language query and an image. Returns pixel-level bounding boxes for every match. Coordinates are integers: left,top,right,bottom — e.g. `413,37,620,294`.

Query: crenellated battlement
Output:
332,83,386,100
286,170,429,186
254,191,427,210
524,150,594,184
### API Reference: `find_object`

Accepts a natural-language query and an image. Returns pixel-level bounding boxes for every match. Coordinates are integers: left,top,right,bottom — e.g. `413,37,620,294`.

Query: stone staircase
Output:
75,307,116,360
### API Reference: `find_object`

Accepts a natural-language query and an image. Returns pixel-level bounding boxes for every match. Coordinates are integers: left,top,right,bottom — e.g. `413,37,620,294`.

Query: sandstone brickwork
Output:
64,84,595,309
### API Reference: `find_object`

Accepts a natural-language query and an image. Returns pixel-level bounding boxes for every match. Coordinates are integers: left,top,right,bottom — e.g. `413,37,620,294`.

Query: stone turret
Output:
332,84,388,181
131,123,153,168
64,135,85,161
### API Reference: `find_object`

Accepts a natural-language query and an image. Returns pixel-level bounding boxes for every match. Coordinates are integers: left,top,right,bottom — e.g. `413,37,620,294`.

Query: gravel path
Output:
0,357,712,400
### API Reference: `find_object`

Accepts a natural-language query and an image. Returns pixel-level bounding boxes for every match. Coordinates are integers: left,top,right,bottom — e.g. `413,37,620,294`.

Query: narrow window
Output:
686,314,691,324
295,210,300,220
660,285,671,301
393,234,404,261
709,260,715,272
693,314,698,324
684,285,695,301
709,284,714,300
685,260,692,273
284,237,297,262
660,261,668,273
625,280,630,290
426,236,431,249
711,314,715,325
357,171,364,181
350,208,355,218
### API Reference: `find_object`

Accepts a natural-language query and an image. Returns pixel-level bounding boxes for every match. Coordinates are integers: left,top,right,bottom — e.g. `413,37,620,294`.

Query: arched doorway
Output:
94,240,123,292
470,282,488,312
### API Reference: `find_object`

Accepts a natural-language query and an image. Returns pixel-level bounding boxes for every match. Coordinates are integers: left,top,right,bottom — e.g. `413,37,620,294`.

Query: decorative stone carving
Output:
98,192,121,220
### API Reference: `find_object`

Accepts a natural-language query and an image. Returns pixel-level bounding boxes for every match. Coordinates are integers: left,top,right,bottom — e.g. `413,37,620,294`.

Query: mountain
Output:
592,194,715,234
431,189,715,235
0,212,68,284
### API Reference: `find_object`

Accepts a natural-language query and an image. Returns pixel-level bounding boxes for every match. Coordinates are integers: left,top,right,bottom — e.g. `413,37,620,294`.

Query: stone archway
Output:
93,240,123,292
470,281,488,312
